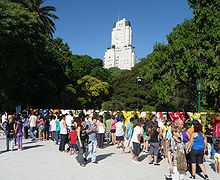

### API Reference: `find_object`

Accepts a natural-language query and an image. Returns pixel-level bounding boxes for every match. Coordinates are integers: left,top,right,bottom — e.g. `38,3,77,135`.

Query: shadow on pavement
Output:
139,154,148,162
22,144,44,150
96,153,115,162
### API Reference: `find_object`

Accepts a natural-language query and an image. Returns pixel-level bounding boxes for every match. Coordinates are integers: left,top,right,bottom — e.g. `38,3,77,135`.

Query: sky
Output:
45,0,194,61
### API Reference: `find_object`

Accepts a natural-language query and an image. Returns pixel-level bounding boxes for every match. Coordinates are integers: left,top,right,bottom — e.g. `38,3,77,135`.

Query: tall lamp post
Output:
196,78,202,112
136,77,141,110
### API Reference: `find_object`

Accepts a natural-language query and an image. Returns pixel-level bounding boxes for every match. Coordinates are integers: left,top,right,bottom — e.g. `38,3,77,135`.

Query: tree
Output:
141,0,220,111
9,0,59,37
77,75,110,108
0,0,65,110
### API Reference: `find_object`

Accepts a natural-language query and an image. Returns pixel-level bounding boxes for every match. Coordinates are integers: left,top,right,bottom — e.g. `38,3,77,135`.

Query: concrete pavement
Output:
0,137,219,180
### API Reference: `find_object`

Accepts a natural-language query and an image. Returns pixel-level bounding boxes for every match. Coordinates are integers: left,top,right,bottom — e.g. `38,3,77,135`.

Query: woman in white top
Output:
59,115,68,152
97,118,106,148
131,120,145,163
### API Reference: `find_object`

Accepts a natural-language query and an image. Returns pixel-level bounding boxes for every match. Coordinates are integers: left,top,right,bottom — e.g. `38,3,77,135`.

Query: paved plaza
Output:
0,136,219,180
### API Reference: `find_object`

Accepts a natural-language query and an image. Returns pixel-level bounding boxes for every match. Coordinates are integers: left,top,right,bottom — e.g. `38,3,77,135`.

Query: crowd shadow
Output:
139,154,148,162
22,144,44,150
87,153,115,163
0,144,44,154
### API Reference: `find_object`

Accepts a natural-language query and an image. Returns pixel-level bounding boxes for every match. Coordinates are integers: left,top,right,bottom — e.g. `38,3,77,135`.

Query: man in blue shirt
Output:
122,118,134,154
86,116,98,163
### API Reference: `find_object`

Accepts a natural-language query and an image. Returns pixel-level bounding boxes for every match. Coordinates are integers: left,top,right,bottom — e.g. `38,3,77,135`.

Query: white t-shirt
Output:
131,126,141,143
1,114,7,124
50,120,56,131
115,121,124,137
65,115,73,128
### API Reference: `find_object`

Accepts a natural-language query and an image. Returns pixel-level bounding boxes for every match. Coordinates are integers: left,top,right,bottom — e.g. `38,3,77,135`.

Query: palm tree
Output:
8,0,59,37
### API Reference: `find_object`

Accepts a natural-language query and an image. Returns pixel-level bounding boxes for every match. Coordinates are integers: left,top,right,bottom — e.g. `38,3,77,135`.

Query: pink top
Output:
39,121,45,126
111,120,116,130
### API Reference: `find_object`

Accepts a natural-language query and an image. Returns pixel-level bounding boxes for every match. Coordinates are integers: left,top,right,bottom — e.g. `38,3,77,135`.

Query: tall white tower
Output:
104,18,137,70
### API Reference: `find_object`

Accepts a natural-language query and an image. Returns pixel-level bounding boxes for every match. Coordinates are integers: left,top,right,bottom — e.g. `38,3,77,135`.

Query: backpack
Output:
176,145,187,172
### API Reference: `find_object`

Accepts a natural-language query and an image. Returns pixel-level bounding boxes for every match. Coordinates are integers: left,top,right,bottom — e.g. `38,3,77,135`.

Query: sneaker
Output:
154,163,160,166
189,175,195,179
92,161,98,164
204,175,209,180
149,162,153,164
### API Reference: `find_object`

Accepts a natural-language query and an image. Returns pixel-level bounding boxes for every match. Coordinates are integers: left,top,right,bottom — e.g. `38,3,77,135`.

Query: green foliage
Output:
108,67,123,78
0,0,66,110
140,0,220,111
102,99,125,111
9,0,59,37
77,75,110,108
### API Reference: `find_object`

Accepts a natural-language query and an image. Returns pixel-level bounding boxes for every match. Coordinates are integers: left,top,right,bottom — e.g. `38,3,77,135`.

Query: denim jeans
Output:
30,126,36,140
59,134,67,151
6,138,14,151
86,140,97,162
98,133,104,148
76,140,87,165
55,131,60,145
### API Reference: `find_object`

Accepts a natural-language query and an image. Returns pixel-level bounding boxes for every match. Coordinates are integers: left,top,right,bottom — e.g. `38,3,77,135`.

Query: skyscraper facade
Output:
104,18,137,70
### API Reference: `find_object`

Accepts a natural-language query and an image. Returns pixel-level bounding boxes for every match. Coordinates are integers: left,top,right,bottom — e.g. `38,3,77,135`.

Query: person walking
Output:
76,119,88,167
97,118,105,149
131,120,144,163
59,115,68,152
186,122,209,180
86,117,98,164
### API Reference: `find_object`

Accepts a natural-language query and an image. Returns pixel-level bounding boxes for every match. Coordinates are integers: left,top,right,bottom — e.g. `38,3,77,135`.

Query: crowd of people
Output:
0,111,220,180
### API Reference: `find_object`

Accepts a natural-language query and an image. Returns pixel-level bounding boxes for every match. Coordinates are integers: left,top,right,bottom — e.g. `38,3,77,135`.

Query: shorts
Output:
124,138,131,148
110,129,116,133
45,126,50,134
133,142,140,157
190,149,204,164
214,152,220,162
39,126,45,130
69,144,77,149
149,142,160,156
105,132,111,139
116,136,124,142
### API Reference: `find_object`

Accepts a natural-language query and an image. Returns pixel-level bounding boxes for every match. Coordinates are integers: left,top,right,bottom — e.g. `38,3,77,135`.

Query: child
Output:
15,118,23,150
214,137,220,174
205,123,213,158
69,126,77,155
